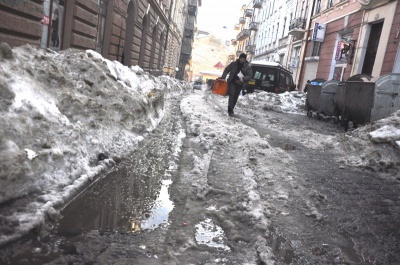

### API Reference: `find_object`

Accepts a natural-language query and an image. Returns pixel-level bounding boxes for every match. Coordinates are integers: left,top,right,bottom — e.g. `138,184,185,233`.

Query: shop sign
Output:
312,23,326,42
41,15,50,25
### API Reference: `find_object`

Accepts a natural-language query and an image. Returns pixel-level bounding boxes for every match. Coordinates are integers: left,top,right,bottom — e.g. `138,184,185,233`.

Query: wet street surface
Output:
1,91,400,264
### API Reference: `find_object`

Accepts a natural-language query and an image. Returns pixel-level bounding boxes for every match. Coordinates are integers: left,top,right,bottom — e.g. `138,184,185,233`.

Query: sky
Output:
1,43,400,256
196,0,247,41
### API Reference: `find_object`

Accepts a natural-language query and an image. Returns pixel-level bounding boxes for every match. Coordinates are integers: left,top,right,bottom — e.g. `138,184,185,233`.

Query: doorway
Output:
41,0,65,51
361,22,383,75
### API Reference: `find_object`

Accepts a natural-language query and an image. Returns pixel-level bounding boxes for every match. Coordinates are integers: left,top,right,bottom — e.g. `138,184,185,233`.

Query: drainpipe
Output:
297,0,317,90
164,0,174,73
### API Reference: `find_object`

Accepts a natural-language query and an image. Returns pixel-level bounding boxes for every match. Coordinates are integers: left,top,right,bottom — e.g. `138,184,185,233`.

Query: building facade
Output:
163,0,188,77
0,0,199,78
233,0,400,91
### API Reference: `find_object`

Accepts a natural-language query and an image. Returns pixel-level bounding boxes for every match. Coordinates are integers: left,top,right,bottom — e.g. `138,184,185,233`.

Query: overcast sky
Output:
197,0,247,40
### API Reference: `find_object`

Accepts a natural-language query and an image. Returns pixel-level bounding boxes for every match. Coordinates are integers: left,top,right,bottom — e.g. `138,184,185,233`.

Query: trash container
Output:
335,74,373,128
341,81,375,127
340,74,375,128
318,80,340,119
305,79,325,117
370,73,400,121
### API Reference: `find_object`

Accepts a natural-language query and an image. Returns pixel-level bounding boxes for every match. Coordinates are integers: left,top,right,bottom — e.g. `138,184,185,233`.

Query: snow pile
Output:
327,110,400,170
240,91,306,114
0,43,189,246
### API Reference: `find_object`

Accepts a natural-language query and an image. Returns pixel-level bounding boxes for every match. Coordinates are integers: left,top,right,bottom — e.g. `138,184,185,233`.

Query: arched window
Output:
123,0,138,66
158,31,165,70
149,26,158,69
139,15,149,67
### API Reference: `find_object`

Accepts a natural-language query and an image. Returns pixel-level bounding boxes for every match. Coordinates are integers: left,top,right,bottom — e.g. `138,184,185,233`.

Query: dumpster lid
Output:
346,74,373,82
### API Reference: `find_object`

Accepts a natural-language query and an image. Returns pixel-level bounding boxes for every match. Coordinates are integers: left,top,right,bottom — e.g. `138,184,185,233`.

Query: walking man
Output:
219,53,253,116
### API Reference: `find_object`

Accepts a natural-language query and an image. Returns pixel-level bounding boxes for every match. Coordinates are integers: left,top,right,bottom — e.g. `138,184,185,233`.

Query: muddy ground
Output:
1,91,399,265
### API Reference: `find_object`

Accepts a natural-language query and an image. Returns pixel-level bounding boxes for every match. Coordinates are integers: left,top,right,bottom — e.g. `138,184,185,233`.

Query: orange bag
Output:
212,79,228,96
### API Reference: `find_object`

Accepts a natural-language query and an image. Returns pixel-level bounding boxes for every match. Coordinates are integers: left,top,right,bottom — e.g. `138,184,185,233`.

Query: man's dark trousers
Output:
228,82,241,113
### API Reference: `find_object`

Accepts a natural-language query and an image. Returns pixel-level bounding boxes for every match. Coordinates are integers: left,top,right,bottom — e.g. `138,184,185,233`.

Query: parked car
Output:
192,81,203,90
243,61,296,94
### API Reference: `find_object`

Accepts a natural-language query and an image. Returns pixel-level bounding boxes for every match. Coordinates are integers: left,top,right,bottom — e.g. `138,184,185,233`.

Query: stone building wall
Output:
0,0,171,71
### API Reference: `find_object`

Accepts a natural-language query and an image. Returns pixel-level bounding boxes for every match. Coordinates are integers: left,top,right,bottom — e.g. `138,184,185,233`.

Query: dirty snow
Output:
0,42,399,254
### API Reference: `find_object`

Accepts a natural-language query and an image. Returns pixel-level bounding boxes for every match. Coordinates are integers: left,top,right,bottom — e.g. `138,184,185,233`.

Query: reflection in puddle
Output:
139,179,174,231
195,218,230,251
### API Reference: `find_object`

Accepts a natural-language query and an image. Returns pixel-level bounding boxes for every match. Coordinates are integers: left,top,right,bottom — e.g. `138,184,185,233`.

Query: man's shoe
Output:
228,109,234,116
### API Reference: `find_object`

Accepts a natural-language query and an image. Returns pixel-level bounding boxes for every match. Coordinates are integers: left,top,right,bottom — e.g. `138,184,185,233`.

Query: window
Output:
314,0,321,15
327,0,334,9
282,18,286,38
333,66,345,81
311,41,321,56
279,54,284,64
96,0,108,53
279,72,288,89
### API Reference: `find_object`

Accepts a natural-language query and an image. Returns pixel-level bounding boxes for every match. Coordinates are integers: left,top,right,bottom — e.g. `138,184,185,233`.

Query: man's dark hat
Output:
239,53,247,59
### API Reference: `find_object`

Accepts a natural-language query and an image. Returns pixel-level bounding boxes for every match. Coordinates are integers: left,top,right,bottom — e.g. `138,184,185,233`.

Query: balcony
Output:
239,17,246,24
288,17,307,39
185,29,194,38
246,44,256,53
244,9,253,17
359,0,392,10
188,0,197,15
181,37,192,55
236,29,251,40
180,54,191,64
253,0,263,8
188,6,197,16
249,22,259,31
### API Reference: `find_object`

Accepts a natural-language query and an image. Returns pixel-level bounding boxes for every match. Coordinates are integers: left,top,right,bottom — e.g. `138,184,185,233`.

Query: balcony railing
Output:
188,6,197,15
185,29,194,38
244,9,253,17
246,44,256,53
239,17,246,24
181,37,192,54
180,54,191,64
253,0,263,8
289,17,306,31
288,17,307,39
249,22,259,31
242,29,250,37
188,0,197,15
236,29,251,40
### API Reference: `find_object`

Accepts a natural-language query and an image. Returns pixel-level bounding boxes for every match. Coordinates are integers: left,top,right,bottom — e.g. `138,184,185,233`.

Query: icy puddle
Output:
195,218,230,251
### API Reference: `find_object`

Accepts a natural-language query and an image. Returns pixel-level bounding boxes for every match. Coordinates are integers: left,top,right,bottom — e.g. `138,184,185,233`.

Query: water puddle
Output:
57,123,185,236
195,218,230,251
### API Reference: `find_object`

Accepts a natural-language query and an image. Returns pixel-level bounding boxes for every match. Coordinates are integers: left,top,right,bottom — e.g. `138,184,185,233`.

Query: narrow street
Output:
1,89,399,265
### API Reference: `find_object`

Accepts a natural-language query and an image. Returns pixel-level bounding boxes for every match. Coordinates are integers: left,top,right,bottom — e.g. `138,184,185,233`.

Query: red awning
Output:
213,62,224,68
